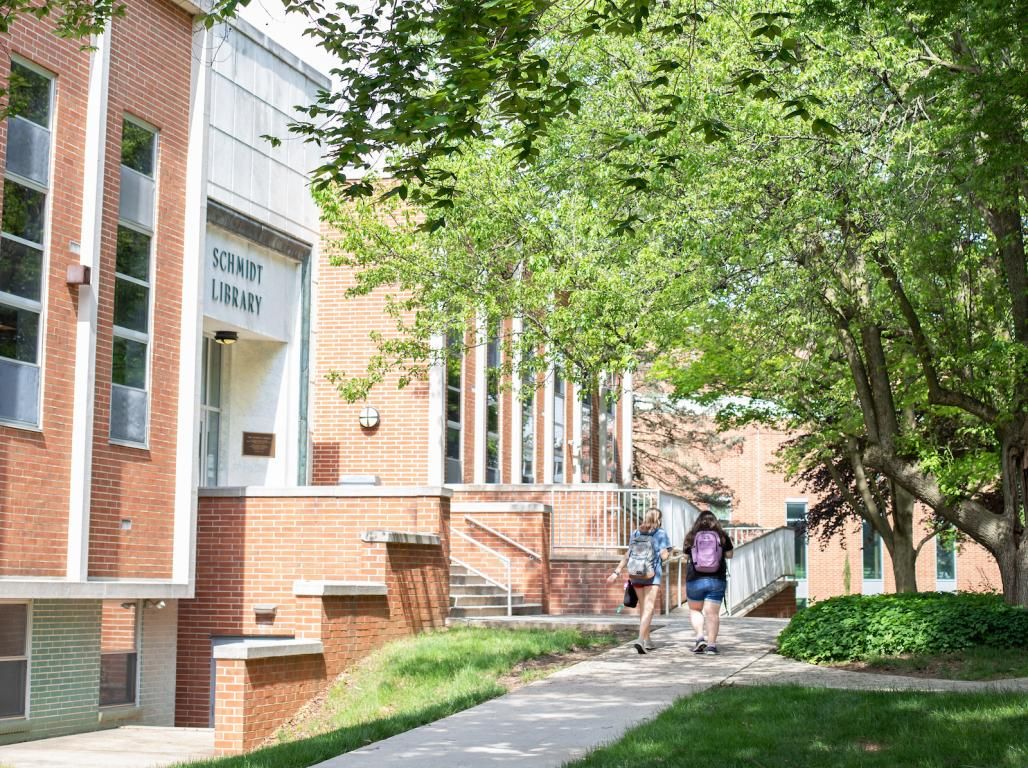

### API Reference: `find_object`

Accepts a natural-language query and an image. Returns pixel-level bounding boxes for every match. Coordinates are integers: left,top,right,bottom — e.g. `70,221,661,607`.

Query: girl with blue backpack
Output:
684,511,734,655
606,507,671,654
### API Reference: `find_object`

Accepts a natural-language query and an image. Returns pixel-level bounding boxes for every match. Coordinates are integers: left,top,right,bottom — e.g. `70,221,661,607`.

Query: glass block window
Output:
110,118,157,445
445,333,463,483
1,60,53,427
0,603,29,718
485,327,501,483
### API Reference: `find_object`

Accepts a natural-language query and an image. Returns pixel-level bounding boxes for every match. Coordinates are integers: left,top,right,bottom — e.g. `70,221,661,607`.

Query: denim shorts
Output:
686,577,726,604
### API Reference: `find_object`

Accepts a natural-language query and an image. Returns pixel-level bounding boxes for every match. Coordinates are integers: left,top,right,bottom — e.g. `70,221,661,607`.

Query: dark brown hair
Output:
684,511,729,549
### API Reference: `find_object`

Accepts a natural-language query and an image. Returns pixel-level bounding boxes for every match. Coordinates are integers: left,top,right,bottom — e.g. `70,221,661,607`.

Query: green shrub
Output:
778,592,1028,663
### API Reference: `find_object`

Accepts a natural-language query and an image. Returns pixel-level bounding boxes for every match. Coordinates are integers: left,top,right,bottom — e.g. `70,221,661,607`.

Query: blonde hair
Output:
639,507,662,533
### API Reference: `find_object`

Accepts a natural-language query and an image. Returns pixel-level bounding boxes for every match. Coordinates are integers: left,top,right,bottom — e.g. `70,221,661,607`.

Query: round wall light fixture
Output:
358,406,380,429
214,330,239,345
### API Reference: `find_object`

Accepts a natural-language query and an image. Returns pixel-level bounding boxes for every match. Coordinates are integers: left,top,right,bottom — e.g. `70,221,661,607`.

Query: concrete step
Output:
449,574,495,587
449,603,543,618
448,583,512,596
450,593,526,608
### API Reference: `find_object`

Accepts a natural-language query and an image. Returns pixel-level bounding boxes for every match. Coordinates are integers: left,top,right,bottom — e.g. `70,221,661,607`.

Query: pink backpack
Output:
691,530,723,573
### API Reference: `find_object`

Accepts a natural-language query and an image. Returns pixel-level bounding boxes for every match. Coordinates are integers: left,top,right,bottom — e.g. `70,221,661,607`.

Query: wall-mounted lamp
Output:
214,330,238,345
142,599,166,610
358,406,380,429
66,264,92,286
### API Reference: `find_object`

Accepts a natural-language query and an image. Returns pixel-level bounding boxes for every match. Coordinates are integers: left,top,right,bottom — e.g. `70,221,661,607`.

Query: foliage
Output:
778,593,1028,663
175,626,618,768
565,685,1028,768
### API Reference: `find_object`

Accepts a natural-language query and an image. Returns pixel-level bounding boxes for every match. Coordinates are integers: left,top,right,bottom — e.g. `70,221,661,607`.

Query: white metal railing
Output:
724,527,795,615
550,487,699,550
464,516,542,560
725,526,771,546
450,526,513,615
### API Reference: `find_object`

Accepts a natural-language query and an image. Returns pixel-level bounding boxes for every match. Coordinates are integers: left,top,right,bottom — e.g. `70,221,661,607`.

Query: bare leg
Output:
703,600,721,646
638,586,659,641
687,600,705,639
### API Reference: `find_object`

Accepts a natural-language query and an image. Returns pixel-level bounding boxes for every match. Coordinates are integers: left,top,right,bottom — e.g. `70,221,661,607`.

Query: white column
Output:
172,21,214,587
67,23,113,582
571,382,583,484
621,370,634,486
509,317,524,483
427,332,446,485
472,315,487,484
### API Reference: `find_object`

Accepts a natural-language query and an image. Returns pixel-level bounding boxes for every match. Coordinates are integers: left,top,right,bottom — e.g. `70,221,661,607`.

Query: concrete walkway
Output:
313,615,788,768
0,726,215,768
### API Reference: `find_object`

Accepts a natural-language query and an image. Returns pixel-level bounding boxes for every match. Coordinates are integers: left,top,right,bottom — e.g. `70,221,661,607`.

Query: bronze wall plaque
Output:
242,432,276,457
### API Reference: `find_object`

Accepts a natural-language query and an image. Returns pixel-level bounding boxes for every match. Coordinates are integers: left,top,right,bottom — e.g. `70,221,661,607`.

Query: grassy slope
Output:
565,686,1028,768
175,626,618,768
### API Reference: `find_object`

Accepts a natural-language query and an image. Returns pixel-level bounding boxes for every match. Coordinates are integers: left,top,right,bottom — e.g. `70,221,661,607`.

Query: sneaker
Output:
633,639,647,655
704,644,719,655
691,638,707,653
644,640,657,651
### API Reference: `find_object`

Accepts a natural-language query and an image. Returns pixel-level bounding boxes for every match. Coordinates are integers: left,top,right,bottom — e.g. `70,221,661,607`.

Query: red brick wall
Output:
178,492,450,738
101,600,137,651
87,0,191,579
0,15,90,576
745,583,798,618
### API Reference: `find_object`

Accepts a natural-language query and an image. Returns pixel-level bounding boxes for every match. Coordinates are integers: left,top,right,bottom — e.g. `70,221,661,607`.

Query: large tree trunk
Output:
889,485,918,593
998,425,1028,605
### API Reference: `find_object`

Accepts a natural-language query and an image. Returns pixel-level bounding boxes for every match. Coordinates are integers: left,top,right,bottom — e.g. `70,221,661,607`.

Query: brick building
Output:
0,0,207,743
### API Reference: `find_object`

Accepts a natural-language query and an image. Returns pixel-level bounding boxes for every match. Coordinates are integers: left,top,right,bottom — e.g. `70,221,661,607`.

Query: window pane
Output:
0,604,27,656
9,63,51,127
121,121,155,177
937,538,956,581
446,425,460,462
99,653,137,707
0,304,39,363
6,116,52,187
0,358,40,425
114,278,149,334
115,227,151,281
0,237,43,301
2,180,46,245
110,384,148,443
205,410,220,487
862,521,881,579
207,340,221,408
112,337,147,389
0,660,27,718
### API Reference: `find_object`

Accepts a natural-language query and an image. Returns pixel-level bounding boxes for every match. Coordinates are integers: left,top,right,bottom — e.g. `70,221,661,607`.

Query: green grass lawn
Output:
174,626,619,768
848,646,1028,680
564,685,1028,768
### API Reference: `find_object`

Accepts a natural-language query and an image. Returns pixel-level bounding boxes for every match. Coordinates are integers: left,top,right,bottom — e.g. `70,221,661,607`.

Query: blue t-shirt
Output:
628,527,671,585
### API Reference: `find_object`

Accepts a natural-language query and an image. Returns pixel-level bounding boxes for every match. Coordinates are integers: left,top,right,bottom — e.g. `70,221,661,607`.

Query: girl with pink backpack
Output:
684,512,734,655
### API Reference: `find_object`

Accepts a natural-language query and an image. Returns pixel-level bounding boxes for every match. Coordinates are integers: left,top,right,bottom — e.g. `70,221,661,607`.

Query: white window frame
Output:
785,499,809,602
0,600,32,720
0,57,55,431
936,532,958,592
109,115,158,448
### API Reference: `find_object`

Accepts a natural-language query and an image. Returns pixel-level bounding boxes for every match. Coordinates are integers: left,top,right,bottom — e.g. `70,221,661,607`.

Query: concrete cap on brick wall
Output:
293,580,388,597
451,502,551,514
198,486,453,498
360,531,442,546
212,638,324,660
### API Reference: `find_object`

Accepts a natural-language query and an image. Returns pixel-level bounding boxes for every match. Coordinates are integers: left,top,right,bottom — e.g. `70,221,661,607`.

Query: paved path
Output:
0,726,215,768
313,616,788,768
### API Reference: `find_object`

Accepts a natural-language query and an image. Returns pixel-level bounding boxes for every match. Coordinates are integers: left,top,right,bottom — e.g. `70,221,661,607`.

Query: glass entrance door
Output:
200,336,223,487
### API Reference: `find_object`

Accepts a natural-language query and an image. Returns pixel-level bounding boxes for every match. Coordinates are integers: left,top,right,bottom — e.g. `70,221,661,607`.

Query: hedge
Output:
777,592,1028,663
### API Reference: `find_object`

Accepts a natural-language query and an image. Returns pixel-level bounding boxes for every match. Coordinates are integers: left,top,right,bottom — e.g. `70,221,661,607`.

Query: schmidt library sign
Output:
204,228,299,341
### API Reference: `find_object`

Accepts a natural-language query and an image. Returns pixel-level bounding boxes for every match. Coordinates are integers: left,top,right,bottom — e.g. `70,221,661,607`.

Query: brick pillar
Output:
213,660,246,755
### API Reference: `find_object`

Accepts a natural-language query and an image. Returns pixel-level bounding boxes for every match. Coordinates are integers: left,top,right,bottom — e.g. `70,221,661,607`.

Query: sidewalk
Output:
312,615,788,768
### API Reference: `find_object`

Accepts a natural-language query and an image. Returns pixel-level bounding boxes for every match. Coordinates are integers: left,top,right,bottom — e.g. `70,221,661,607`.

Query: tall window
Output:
552,369,565,482
604,392,617,482
445,333,463,483
200,337,223,487
110,119,157,445
0,602,29,718
521,370,535,483
485,329,501,483
580,389,592,483
786,501,807,580
936,532,957,590
99,601,138,707
1,61,53,427
862,520,882,580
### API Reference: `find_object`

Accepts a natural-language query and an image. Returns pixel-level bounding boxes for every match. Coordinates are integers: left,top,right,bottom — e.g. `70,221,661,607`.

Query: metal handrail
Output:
464,516,542,560
450,526,513,616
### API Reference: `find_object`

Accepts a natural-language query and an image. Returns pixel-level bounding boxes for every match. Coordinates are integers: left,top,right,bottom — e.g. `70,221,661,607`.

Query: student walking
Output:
607,507,670,654
684,511,734,655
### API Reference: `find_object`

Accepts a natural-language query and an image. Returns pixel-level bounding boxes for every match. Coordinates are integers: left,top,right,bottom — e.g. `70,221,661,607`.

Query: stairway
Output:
449,563,543,618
